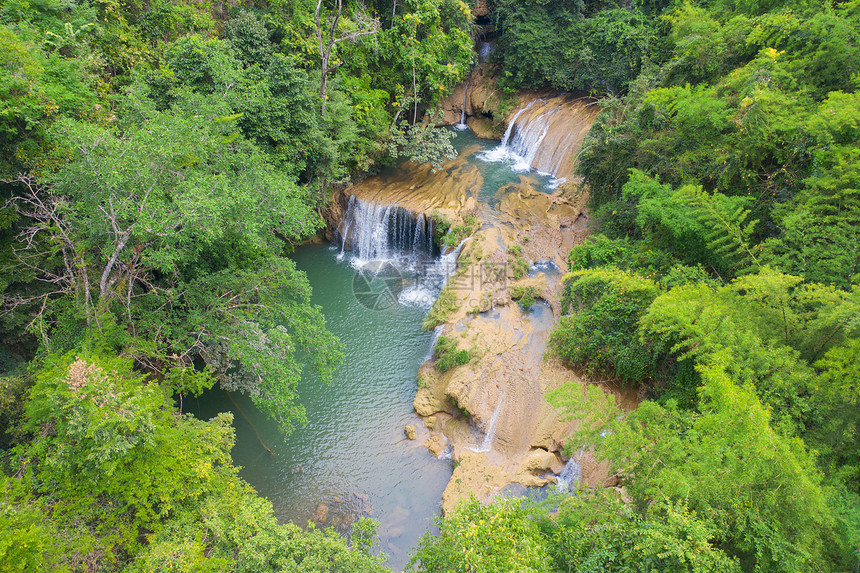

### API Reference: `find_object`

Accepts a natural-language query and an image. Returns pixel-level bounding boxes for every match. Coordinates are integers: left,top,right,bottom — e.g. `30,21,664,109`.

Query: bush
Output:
507,245,529,279
422,286,459,331
510,284,541,310
442,215,480,249
550,269,659,384
434,335,472,372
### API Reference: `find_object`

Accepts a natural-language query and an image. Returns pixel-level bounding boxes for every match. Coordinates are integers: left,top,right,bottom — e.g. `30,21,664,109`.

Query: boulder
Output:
404,424,418,440
314,503,329,524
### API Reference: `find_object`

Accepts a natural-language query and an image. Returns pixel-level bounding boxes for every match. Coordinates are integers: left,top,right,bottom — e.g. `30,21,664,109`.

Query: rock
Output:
404,424,418,440
425,434,446,457
425,415,438,430
520,448,561,474
414,386,451,417
516,473,550,488
314,503,329,524
472,0,489,17
467,117,503,139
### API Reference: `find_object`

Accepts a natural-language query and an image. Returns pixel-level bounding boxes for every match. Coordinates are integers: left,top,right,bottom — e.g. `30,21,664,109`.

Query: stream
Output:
189,109,594,569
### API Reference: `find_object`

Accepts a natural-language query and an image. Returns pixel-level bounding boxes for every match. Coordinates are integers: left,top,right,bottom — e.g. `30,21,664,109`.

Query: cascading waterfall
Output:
336,195,357,260
556,446,585,492
338,196,435,264
455,82,470,131
424,325,444,363
468,392,505,453
479,94,600,181
399,237,469,308
337,195,468,309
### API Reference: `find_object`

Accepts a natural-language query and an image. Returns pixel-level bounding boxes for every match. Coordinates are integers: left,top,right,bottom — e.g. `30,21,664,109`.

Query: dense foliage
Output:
2,0,859,568
413,0,860,572
0,0,473,569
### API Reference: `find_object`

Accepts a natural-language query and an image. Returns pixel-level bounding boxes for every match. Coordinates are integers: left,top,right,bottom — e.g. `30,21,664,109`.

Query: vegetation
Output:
509,284,540,310
2,0,859,568
0,0,472,569
422,284,460,331
414,0,860,571
506,244,529,279
442,214,480,248
433,335,472,372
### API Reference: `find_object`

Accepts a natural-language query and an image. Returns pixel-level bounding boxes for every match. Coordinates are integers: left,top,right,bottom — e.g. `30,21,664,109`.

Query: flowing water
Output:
190,244,451,570
190,99,599,570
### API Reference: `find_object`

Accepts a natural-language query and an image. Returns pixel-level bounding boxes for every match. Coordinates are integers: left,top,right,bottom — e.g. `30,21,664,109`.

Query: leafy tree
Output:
2,348,389,572
410,496,551,573
550,269,660,385
6,89,341,434
552,355,846,571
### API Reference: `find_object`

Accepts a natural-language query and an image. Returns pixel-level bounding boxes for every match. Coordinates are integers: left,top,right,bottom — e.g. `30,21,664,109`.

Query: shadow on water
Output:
188,244,452,571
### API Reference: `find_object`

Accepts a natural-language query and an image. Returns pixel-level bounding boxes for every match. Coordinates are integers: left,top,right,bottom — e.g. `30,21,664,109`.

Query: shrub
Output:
435,335,472,372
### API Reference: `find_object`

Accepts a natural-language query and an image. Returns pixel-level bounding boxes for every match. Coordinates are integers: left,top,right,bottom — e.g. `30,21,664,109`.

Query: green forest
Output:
0,0,858,570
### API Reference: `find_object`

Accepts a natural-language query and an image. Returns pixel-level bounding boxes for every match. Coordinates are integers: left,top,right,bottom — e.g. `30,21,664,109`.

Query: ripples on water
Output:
190,244,452,571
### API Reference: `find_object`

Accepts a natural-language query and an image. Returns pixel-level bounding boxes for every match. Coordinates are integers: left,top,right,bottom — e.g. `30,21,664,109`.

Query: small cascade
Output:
556,446,585,492
479,95,599,180
424,325,444,363
398,237,469,308
337,195,357,259
468,392,505,453
500,100,537,147
479,41,493,61
454,82,470,131
339,196,435,264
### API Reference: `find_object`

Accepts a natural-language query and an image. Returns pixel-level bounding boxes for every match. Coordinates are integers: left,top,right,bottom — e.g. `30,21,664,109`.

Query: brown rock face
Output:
472,0,490,17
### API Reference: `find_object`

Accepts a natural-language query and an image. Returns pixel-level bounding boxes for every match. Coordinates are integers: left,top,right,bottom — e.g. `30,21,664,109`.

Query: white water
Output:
478,100,542,171
454,81,470,131
398,237,469,308
556,446,585,492
477,96,593,183
338,196,469,310
467,392,505,453
338,196,435,266
424,325,445,362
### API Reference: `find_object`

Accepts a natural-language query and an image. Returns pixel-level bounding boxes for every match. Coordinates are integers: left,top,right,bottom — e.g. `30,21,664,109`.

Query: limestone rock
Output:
404,424,418,440
472,0,489,17
425,434,446,457
414,387,449,417
467,117,503,139
314,503,329,524
521,448,563,474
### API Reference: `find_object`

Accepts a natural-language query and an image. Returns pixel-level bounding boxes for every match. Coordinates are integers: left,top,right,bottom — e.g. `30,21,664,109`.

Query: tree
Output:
5,89,342,434
409,496,551,573
315,0,379,115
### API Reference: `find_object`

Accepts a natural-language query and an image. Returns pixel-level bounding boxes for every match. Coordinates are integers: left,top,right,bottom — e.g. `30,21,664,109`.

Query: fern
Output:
674,185,759,276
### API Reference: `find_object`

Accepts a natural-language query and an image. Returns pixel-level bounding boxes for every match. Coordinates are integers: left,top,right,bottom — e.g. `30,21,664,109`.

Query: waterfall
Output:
424,325,444,362
478,95,599,180
556,446,585,492
455,82,470,131
340,196,435,265
398,237,469,308
500,100,537,147
338,195,468,309
467,392,504,453
337,195,357,260
479,41,493,61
